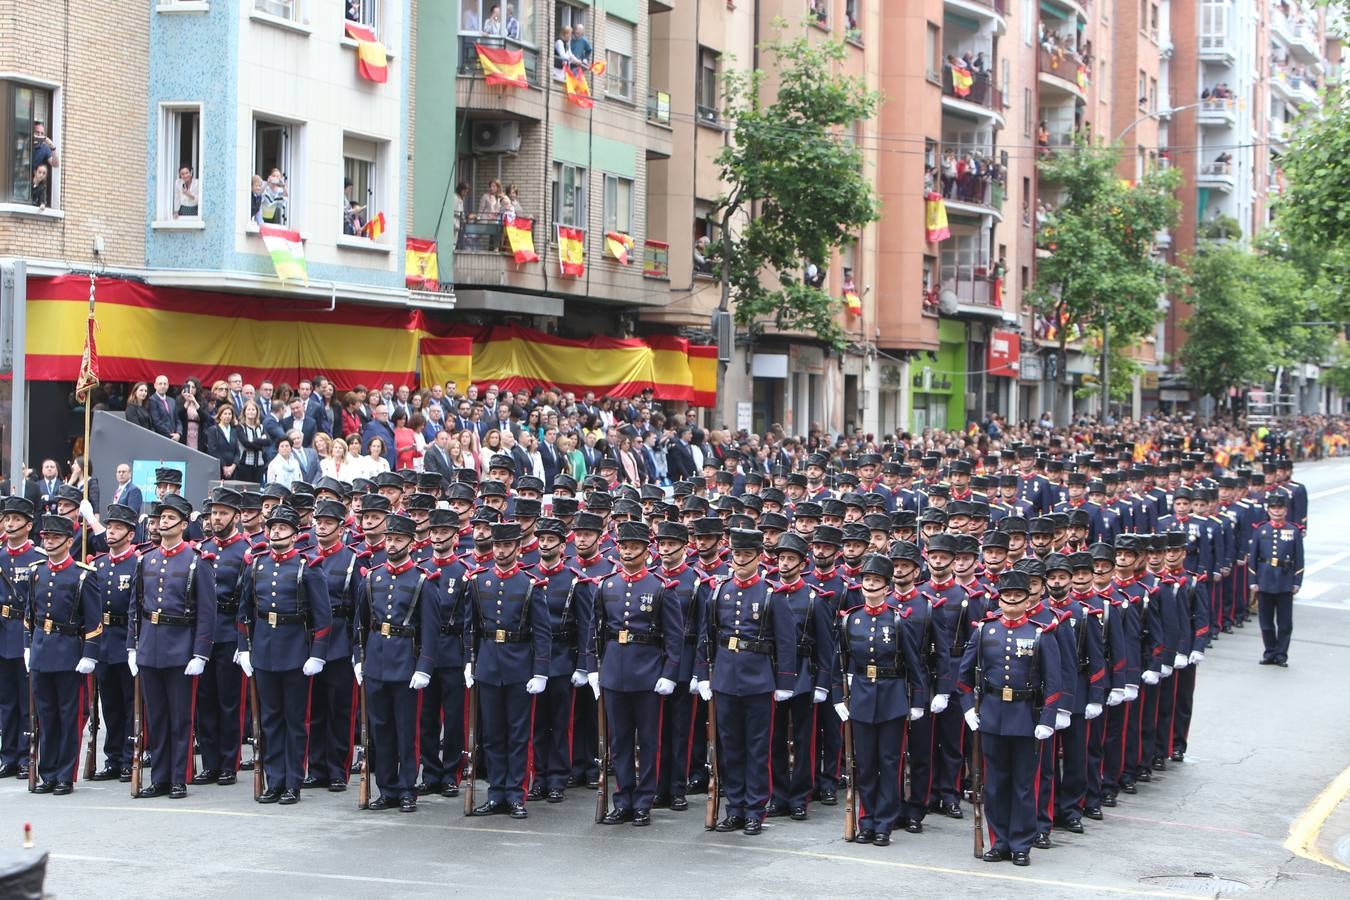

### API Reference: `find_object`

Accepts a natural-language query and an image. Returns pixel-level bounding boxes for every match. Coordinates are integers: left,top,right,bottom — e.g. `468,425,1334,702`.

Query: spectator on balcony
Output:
454,181,469,249
505,5,521,41
478,179,503,219
343,177,366,235
694,236,713,275
500,183,521,225
554,25,578,81
1037,121,1050,155
571,24,592,67
1214,152,1232,170
941,149,957,198
249,174,266,225
461,2,481,32
125,382,153,431
972,51,987,75
31,163,49,211
259,169,288,225
174,167,199,218
483,4,504,36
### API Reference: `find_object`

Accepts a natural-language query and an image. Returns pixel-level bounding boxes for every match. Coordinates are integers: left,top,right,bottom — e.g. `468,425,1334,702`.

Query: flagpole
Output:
79,275,95,562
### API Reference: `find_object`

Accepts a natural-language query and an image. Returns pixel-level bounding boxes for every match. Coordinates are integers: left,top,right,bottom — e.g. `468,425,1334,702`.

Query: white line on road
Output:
1310,484,1350,501
1305,549,1350,577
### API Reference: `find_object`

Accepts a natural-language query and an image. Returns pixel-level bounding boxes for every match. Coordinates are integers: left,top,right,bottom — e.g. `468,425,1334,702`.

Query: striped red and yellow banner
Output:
345,22,389,84
419,337,473,391
475,42,528,88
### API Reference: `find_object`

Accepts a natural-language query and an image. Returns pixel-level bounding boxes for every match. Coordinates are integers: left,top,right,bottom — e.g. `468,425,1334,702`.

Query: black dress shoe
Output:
855,828,876,844
764,801,787,818
651,793,671,809
905,819,924,834
136,783,169,799
240,759,254,771
0,763,15,779
942,800,964,819
53,782,73,796
585,776,600,789
715,815,746,833
633,810,651,827
170,784,188,800
1170,751,1185,763
191,769,220,786
982,848,1010,862
1136,770,1152,783
1011,851,1031,867
1259,658,1275,666
369,796,393,810
32,781,54,794
401,796,418,813
279,788,300,805
1276,660,1289,668
1032,832,1051,849
875,831,893,846
17,763,30,780
1222,624,1233,634
743,818,763,836
790,806,808,821
303,775,332,790
90,765,119,782
509,802,528,819
1062,818,1084,833
818,787,838,806
526,784,547,802
546,789,565,803
601,808,635,825
217,772,237,786
686,778,709,795
119,767,133,783
472,800,506,816
1084,806,1103,820
1101,793,1118,807
1121,782,1137,795
441,783,458,797
670,796,689,811
257,788,282,804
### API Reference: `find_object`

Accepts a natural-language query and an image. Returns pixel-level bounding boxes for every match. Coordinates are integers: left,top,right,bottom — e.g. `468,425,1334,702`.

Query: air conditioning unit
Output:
471,120,522,155
1160,40,1174,59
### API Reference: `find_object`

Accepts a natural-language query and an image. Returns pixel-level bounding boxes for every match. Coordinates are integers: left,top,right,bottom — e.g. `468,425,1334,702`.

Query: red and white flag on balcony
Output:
951,64,973,98
564,64,594,108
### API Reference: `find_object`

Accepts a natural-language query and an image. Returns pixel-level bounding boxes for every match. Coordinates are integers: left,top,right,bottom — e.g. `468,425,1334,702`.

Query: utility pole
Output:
0,260,28,490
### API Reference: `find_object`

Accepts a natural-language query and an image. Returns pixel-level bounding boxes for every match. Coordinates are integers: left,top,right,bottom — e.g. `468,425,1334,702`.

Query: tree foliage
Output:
712,24,881,350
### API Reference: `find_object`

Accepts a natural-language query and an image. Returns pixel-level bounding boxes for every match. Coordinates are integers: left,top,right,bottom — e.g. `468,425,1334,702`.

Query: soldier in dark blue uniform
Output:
466,522,550,819
0,497,43,780
354,514,439,812
236,505,332,804
694,528,797,836
959,570,1063,866
832,553,928,845
1158,530,1209,763
127,495,217,799
591,520,683,825
195,488,251,787
567,511,610,788
416,508,472,798
88,503,139,782
1250,493,1302,667
805,524,853,805
651,520,701,810
25,516,101,793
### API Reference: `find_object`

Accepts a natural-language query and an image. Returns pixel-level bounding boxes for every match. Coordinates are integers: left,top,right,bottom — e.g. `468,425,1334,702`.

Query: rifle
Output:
972,628,985,858
594,679,609,823
358,678,372,809
841,674,857,842
704,689,719,830
461,680,476,815
250,676,264,800
83,674,100,779
27,673,38,792
130,674,143,797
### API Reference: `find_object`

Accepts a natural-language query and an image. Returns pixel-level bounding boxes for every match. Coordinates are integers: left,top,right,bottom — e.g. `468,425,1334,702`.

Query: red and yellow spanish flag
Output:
505,216,539,264
419,337,473,391
924,191,951,243
363,211,386,241
590,59,608,76
843,288,861,316
605,231,634,265
557,226,585,276
405,237,440,291
75,283,99,399
475,42,528,89
1076,64,1088,91
345,23,389,84
564,64,594,108
951,65,973,98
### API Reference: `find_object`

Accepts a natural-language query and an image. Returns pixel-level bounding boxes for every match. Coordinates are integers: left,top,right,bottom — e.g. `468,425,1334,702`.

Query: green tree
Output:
1180,246,1276,404
1029,141,1181,418
711,24,881,351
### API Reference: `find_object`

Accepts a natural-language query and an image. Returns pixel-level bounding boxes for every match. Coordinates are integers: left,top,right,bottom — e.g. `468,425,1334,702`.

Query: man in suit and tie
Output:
108,463,144,514
36,459,63,515
289,429,321,483
280,397,316,448
422,403,447,443
227,372,246,416
392,385,415,422
454,399,474,434
492,402,518,439
538,426,562,492
307,377,334,437
148,375,178,439
423,429,456,481
666,426,697,482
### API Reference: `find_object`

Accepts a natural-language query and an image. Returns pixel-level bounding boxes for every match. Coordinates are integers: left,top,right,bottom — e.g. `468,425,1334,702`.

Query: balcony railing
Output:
940,266,1002,309
642,240,669,279
1038,46,1086,94
1200,161,1233,177
647,91,671,126
952,0,1010,16
457,35,540,86
941,67,1003,111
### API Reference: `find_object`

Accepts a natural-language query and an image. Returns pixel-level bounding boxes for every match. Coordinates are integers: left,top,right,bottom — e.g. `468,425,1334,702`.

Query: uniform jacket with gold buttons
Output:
25,555,102,672
237,547,333,671
830,598,928,724
127,541,217,666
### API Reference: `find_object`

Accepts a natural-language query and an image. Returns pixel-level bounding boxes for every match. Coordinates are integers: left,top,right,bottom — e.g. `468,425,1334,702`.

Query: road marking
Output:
1285,765,1350,874
1310,484,1350,501
1299,581,1332,600
49,855,474,890
1304,549,1350,577
1102,812,1265,838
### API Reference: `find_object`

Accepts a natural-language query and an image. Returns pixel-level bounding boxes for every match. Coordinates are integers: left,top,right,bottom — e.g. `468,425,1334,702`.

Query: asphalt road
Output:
7,460,1350,899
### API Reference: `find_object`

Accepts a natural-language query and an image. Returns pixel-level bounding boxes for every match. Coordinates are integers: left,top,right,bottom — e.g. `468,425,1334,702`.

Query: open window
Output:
158,104,202,221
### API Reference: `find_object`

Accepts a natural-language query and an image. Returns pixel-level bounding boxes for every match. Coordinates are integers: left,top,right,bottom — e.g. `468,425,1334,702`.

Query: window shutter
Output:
605,17,633,57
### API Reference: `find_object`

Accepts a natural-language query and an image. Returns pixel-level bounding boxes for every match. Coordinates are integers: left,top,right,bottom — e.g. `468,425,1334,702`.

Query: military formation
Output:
0,437,1308,867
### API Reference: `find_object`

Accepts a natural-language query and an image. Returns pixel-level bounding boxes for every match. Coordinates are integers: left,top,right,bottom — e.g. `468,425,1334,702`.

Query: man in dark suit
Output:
262,401,289,464
288,431,321,483
666,426,697,482
360,402,397,468
35,459,63,515
1,470,43,507
148,375,177,439
538,426,562,492
107,463,144,513
423,430,456,481
280,397,316,448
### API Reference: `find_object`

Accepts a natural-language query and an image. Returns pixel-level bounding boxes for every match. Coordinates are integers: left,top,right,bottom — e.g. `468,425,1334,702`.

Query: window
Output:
604,16,635,101
157,105,201,221
1138,70,1148,110
927,23,941,82
1139,0,1148,34
254,0,296,20
343,135,382,238
1150,3,1159,39
845,0,862,43
1001,58,1011,108
552,162,586,228
252,116,299,227
461,0,535,42
809,0,828,29
603,174,632,235
1023,88,1032,137
1023,0,1034,45
696,47,719,124
346,0,378,32
1,79,57,208
555,1,585,34
1148,77,1158,112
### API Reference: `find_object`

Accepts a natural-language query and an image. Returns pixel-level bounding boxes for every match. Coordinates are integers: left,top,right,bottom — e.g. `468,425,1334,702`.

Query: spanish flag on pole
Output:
924,191,951,243
505,216,539,263
605,231,634,265
363,211,386,241
345,23,389,84
564,64,594,108
557,226,585,276
405,237,440,290
843,287,861,316
475,42,528,88
259,225,308,285
951,64,973,98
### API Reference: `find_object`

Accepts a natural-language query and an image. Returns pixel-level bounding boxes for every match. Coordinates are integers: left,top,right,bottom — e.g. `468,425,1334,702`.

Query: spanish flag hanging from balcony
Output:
345,22,389,84
1076,64,1088,91
843,286,862,316
557,226,585,276
259,225,308,285
475,42,528,89
419,337,474,392
564,64,594,108
924,191,950,243
405,237,440,290
951,64,973,98
605,231,634,265
505,216,539,263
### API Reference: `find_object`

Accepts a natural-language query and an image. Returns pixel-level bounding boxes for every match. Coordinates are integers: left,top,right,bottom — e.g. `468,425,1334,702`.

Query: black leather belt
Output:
439,624,463,636
607,627,663,646
38,617,80,637
374,622,417,638
683,633,698,645
216,601,240,615
262,612,306,627
331,605,354,620
102,612,129,626
484,626,529,643
720,635,770,654
551,627,576,641
984,683,1036,701
146,610,193,627
858,664,904,681
1,603,23,619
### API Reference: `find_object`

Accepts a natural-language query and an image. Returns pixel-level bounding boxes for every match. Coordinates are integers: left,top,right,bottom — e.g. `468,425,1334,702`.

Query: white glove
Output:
655,678,676,696
909,707,924,721
833,701,850,722
526,675,547,694
232,649,240,665
76,657,96,675
1123,684,1139,702
1055,709,1071,730
846,672,853,687
1084,702,1104,720
302,657,325,677
1034,724,1054,740
1106,687,1125,706
1161,664,1173,677
1174,652,1189,669
697,680,712,702
23,648,30,672
588,671,600,699
570,669,587,687
1141,671,1160,686
463,663,474,689
1188,650,1204,665
772,689,792,702
184,656,206,677
964,708,980,732
930,693,949,714
126,649,138,678
813,687,828,704
353,661,363,685
688,676,699,695
410,671,431,690
237,651,254,679
78,499,96,523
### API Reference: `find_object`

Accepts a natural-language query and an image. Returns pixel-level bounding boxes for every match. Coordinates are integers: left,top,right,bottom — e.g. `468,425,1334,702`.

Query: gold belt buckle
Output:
1271,559,1280,567
1002,686,1014,702
618,629,630,645
866,664,877,681
1,604,9,617
268,611,278,627
150,610,161,625
103,612,111,625
380,622,391,637
495,629,507,643
726,635,738,651
43,619,53,635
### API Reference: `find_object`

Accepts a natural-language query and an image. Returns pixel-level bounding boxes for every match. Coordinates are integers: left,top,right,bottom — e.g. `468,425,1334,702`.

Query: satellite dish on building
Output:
939,290,960,316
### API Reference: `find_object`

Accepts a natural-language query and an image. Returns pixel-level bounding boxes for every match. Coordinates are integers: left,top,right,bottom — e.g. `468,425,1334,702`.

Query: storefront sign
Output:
987,330,1020,378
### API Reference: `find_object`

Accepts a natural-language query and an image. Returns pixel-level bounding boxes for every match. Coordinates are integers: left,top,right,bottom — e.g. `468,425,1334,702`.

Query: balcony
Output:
1197,161,1235,192
1271,13,1295,48
1196,97,1237,128
1291,74,1320,107
456,36,545,121
942,179,1004,222
1038,47,1086,102
944,0,1008,35
941,68,1005,128
642,240,669,280
1268,117,1290,150
1040,0,1087,22
1290,20,1321,63
1271,69,1296,103
939,267,1011,320
1198,33,1236,66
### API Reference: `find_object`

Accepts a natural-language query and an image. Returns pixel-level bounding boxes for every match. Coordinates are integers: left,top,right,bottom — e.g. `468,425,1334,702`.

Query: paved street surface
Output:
7,462,1350,898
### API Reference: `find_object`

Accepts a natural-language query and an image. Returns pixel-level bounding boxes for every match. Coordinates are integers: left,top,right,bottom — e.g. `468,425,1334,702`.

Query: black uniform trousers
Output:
933,699,967,805
714,690,772,820
365,676,420,801
1102,701,1129,793
529,674,571,792
1055,713,1089,821
1153,675,1176,762
1257,591,1294,663
33,670,82,784
255,668,309,791
1035,730,1057,834
982,732,1039,854
814,704,843,793
196,644,243,773
139,664,197,786
1170,666,1198,754
1084,713,1107,808
95,660,135,770
769,692,816,809
656,688,696,801
901,711,936,822
1137,681,1161,773
479,680,532,805
853,717,904,834
570,688,599,783
687,697,709,788
419,665,466,788
307,657,356,784
0,658,27,767
605,688,661,812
